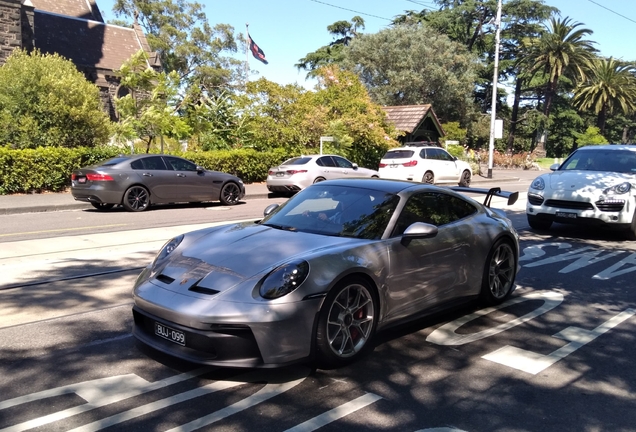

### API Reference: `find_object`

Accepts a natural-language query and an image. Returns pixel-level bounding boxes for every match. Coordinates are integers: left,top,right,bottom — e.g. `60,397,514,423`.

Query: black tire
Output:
90,202,114,211
220,182,241,205
422,171,434,184
458,170,471,187
527,214,552,230
122,186,150,212
626,212,636,241
480,239,517,305
371,175,379,178
313,177,326,184
315,277,378,368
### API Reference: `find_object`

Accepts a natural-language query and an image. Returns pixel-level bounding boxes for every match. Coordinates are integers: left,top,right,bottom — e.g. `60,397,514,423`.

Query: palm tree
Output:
523,17,597,155
573,58,636,135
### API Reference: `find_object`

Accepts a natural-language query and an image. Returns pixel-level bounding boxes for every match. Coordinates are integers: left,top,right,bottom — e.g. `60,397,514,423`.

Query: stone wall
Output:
0,0,22,63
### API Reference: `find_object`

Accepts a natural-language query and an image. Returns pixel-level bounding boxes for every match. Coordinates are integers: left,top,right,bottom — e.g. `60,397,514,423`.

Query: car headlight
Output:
152,234,184,268
530,177,545,191
259,260,309,299
604,182,631,195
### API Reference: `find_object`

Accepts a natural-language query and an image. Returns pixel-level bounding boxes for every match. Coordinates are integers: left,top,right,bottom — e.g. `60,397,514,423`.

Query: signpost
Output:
319,136,334,155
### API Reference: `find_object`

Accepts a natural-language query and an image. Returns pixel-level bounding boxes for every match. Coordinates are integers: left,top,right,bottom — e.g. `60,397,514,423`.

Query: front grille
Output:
595,199,625,212
544,199,594,210
527,194,544,206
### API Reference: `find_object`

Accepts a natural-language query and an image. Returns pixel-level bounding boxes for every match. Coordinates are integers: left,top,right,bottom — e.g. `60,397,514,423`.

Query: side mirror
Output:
400,222,438,246
549,163,560,171
352,163,359,170
196,165,205,173
263,203,280,217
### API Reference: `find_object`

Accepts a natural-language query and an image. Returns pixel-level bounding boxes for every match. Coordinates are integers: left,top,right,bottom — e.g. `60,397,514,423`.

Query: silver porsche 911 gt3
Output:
132,178,520,369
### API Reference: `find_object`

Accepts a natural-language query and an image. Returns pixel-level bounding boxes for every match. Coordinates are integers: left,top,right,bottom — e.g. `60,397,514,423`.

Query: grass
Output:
535,157,563,169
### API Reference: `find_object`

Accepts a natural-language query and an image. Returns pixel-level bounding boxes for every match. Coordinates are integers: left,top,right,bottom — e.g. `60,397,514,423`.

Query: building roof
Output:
381,105,431,133
30,0,104,22
34,12,152,72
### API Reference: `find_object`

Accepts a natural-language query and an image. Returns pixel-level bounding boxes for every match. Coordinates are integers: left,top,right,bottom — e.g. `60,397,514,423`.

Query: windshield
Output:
560,149,636,174
281,157,312,165
383,150,414,159
260,184,399,239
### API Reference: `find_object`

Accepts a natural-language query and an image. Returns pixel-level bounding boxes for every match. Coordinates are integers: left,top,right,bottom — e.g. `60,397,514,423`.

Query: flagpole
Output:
245,23,249,87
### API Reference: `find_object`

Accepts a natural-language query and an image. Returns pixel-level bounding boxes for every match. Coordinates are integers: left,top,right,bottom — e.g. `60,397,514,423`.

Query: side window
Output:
438,150,454,161
141,156,168,170
419,149,427,159
318,156,337,167
165,157,196,171
333,156,353,169
130,159,144,170
393,192,474,235
428,148,442,160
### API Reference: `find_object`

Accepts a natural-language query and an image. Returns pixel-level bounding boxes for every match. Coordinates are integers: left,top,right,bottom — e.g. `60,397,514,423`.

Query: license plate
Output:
78,177,87,184
390,164,398,168
154,322,186,346
276,172,284,177
556,211,577,219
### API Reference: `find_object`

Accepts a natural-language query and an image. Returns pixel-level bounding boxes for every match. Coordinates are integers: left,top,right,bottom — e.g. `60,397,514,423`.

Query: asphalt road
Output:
1,179,635,432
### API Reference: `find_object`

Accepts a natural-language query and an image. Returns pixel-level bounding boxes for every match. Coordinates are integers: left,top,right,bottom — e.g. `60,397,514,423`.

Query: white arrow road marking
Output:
284,393,382,432
483,309,635,374
426,291,564,346
0,368,212,432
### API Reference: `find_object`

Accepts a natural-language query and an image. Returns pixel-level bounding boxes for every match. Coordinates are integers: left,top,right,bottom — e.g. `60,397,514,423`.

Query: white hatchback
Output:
378,145,472,186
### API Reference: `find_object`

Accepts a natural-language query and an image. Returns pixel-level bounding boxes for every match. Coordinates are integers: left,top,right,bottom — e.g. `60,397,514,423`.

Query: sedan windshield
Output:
560,149,636,174
260,185,399,239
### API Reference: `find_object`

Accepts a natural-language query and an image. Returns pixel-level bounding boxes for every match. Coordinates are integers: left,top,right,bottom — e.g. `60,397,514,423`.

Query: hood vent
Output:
156,274,175,284
189,285,220,296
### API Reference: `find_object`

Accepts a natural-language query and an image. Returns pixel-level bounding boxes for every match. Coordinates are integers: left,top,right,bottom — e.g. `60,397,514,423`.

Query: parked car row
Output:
72,145,473,212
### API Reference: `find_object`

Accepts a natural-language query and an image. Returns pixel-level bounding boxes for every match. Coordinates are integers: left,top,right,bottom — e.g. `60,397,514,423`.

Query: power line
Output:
587,0,636,25
308,0,392,21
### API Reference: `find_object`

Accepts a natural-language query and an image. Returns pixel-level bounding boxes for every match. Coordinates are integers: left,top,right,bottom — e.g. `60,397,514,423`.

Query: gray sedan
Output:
71,154,245,211
132,178,520,368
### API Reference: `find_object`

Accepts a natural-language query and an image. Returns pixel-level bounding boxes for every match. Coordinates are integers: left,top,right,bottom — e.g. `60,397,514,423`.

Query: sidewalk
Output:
0,169,538,215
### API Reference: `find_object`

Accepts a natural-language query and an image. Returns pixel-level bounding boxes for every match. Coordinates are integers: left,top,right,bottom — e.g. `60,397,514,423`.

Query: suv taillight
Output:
378,163,387,168
403,160,418,167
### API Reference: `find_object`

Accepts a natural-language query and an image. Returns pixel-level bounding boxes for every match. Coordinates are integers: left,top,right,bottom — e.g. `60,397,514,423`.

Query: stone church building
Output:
0,0,159,119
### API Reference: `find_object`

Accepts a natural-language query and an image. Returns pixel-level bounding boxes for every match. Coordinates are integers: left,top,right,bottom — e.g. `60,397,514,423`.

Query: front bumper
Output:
132,284,323,368
526,190,635,227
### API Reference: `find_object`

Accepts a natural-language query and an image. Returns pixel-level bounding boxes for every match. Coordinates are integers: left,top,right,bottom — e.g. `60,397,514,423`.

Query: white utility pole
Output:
487,0,503,179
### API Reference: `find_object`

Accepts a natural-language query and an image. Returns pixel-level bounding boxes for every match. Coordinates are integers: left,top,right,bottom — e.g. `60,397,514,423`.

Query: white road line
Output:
284,393,383,432
0,368,212,432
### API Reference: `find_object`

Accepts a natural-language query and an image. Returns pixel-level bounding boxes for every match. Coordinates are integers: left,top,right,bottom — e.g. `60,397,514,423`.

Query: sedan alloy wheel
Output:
123,186,150,212
220,182,241,205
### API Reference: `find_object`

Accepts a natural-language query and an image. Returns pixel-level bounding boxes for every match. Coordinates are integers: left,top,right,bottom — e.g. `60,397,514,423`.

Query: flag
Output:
248,33,268,65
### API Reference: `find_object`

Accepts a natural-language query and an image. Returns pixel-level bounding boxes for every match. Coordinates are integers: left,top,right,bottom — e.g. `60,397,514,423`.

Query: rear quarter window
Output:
97,157,130,167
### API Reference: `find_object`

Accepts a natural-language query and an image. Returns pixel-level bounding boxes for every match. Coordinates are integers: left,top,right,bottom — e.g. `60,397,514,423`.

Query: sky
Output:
95,0,635,90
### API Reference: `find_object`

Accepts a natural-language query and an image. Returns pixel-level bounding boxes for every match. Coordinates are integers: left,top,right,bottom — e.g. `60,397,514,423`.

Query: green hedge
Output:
0,147,289,194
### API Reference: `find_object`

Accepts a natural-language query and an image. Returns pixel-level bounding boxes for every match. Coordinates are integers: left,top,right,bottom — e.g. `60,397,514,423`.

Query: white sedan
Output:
266,154,379,195
526,145,636,239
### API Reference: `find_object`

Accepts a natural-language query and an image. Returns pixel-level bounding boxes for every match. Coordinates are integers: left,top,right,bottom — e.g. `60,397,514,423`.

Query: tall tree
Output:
573,58,636,134
522,17,597,155
343,24,477,125
296,17,365,78
112,0,242,93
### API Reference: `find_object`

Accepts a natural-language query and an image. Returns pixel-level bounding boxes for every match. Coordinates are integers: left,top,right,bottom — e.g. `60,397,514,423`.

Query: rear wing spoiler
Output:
450,186,519,208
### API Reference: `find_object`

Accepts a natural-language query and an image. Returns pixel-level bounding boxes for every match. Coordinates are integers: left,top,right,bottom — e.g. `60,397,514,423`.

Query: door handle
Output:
177,173,186,178
142,173,153,177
